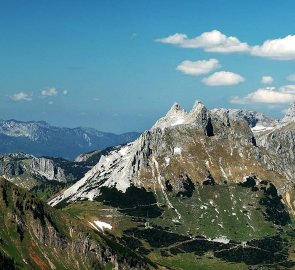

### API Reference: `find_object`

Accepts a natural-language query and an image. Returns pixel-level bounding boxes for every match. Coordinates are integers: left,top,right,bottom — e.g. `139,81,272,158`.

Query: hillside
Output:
0,177,157,270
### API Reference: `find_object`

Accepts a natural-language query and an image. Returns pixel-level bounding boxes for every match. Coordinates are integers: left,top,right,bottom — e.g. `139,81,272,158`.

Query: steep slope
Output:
0,177,157,269
0,119,140,159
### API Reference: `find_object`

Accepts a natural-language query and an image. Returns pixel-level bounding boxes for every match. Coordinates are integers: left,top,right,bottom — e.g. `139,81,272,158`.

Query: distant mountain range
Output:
0,119,140,159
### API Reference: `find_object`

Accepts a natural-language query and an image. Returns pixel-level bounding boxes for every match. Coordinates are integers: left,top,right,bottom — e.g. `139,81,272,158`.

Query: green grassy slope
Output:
61,179,295,270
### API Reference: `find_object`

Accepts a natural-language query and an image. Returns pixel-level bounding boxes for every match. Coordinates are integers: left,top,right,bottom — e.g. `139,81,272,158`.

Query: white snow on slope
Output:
209,236,230,244
89,220,112,232
49,141,139,206
165,157,170,166
251,124,274,133
173,147,182,155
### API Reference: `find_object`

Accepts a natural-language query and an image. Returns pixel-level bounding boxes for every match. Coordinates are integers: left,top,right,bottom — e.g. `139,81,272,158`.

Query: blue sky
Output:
1,0,295,132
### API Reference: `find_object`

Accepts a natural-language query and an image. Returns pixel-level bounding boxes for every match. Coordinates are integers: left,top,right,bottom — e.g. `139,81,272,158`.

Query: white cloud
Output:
156,33,187,45
261,76,274,85
156,30,250,53
41,87,58,97
251,35,295,60
202,71,245,86
176,58,219,76
230,86,295,104
279,84,295,94
10,92,32,101
62,90,68,95
48,101,54,105
287,74,295,82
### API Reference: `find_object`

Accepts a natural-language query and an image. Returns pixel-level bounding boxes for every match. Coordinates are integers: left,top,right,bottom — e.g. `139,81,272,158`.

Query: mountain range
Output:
0,119,140,159
1,101,295,269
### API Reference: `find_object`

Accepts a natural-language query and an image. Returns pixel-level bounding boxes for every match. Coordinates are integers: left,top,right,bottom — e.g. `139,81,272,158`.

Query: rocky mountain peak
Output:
191,100,204,112
152,100,210,130
152,102,187,130
166,102,184,115
187,100,208,120
282,102,295,122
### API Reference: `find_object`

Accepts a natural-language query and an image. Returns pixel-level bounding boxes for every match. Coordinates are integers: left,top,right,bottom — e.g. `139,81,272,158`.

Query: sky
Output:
1,0,295,133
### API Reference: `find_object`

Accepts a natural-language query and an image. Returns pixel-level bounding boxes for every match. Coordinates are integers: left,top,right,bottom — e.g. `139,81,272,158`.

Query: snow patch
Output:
209,236,230,244
89,220,112,232
251,125,274,133
173,147,182,155
171,117,185,126
165,157,170,166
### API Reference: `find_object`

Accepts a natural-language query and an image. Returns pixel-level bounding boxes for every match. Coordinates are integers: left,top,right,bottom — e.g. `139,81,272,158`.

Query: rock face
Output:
282,102,295,122
0,119,140,159
0,153,90,190
0,153,65,181
50,101,294,210
152,101,214,136
211,108,278,128
28,157,66,181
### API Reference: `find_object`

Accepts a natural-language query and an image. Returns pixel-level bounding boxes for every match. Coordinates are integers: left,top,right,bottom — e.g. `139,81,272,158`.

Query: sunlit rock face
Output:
50,101,294,210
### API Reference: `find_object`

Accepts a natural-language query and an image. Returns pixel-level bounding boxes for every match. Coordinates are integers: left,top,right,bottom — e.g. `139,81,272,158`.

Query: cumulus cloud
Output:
202,71,245,86
287,74,295,82
156,30,250,53
41,87,58,97
230,86,295,104
10,92,32,101
157,31,295,61
176,58,219,76
251,35,295,60
261,76,274,85
62,90,68,95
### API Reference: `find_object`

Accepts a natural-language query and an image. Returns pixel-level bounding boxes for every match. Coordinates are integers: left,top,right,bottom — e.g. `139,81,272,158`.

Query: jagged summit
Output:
152,100,207,130
191,100,204,112
282,102,295,122
166,102,184,114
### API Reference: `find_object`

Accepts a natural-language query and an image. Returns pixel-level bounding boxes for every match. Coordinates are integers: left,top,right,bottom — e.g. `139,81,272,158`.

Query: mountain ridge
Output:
49,101,295,207
0,119,140,159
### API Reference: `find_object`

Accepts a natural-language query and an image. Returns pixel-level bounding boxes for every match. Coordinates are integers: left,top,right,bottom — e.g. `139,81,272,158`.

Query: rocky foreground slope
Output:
0,178,157,270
